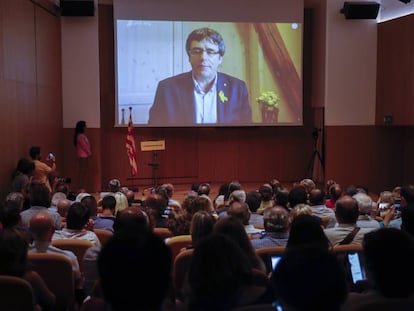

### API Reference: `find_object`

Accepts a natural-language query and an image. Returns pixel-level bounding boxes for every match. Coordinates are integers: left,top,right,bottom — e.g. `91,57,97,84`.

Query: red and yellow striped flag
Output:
125,110,137,176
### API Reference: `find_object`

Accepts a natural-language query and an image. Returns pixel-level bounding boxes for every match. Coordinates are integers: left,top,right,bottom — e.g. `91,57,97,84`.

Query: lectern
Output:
140,140,165,187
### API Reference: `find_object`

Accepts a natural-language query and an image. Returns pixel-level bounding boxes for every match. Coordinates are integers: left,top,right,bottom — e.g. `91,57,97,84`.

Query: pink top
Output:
77,133,92,158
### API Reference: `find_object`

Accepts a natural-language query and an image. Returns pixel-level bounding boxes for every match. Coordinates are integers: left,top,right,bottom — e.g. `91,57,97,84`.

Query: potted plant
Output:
256,91,280,123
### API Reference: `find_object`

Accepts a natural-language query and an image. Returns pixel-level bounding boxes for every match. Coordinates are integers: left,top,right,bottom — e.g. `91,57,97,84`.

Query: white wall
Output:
324,0,377,126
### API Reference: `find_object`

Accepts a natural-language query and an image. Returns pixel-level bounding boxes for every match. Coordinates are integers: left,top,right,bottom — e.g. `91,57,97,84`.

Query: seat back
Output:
51,239,94,273
255,246,286,274
320,216,331,228
93,229,113,246
173,248,194,300
27,252,76,311
165,235,192,260
352,297,414,311
230,304,277,311
153,227,174,239
0,275,35,311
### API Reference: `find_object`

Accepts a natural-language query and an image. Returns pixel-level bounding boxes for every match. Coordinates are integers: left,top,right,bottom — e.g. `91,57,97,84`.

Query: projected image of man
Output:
148,27,252,125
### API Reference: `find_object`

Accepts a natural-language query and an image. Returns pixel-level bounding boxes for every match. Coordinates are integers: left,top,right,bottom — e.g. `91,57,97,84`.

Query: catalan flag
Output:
125,109,137,176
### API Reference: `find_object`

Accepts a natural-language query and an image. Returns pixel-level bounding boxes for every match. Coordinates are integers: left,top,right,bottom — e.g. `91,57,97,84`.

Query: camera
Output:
47,152,54,160
57,177,71,184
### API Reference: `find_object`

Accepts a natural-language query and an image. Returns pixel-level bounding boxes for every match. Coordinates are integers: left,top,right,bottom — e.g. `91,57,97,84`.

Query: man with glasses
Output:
149,27,252,125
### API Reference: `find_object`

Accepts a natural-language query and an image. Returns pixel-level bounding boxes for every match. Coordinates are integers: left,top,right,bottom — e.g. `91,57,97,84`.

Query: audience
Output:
29,146,56,193
287,214,331,251
353,192,381,228
93,195,116,232
216,181,242,214
0,228,56,310
167,195,197,236
213,182,229,209
97,230,172,311
387,184,414,229
0,197,31,241
218,189,246,219
342,228,414,310
52,202,100,246
20,182,62,229
197,182,211,197
325,182,342,209
6,180,414,310
272,244,348,311
82,206,150,298
299,178,316,195
245,190,263,228
107,179,128,214
188,210,216,249
28,211,83,289
256,184,274,215
308,188,336,228
324,195,375,246
227,200,262,237
185,233,273,311
251,206,290,249
287,185,307,209
10,158,35,210
288,203,312,223
162,183,182,209
274,188,290,211
56,198,71,228
213,216,266,272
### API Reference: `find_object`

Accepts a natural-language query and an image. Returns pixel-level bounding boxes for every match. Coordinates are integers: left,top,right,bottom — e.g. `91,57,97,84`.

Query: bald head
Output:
228,201,250,225
57,199,72,218
113,207,150,233
263,206,290,233
335,195,359,224
30,211,55,241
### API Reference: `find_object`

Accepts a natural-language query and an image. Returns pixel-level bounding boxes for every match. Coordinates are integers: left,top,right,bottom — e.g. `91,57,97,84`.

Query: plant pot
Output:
260,104,279,123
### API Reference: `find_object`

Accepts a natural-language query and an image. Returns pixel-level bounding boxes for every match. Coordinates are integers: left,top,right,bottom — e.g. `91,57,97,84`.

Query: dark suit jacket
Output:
148,72,252,125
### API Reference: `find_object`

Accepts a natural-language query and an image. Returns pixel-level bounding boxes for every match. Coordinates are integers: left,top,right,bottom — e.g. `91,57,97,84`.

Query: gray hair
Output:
353,192,373,215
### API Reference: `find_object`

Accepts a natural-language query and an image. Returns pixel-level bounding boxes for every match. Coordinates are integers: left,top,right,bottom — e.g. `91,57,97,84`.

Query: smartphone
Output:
271,255,282,271
348,253,366,284
378,203,389,210
394,199,401,216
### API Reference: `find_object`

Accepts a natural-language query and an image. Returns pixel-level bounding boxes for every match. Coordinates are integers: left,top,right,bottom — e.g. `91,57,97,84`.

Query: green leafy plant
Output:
256,91,280,111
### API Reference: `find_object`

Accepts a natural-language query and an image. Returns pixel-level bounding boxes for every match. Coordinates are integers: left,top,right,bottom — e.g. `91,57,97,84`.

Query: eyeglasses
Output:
188,48,220,56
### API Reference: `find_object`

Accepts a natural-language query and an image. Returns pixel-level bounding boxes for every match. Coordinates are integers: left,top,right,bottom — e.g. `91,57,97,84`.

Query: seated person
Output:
0,228,56,310
52,202,101,246
184,233,273,310
324,195,375,246
94,195,116,232
251,206,290,249
28,211,83,289
271,244,348,311
227,200,262,238
96,230,172,311
342,228,414,311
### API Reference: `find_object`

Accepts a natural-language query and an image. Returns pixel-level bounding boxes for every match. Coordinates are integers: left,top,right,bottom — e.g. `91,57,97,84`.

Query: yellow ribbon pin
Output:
219,91,228,103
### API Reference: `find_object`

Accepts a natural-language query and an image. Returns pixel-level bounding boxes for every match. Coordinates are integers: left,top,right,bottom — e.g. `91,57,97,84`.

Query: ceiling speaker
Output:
340,1,380,19
60,0,95,16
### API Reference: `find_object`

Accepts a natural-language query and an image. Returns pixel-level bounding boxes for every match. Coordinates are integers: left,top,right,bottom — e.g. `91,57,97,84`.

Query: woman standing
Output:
73,120,92,190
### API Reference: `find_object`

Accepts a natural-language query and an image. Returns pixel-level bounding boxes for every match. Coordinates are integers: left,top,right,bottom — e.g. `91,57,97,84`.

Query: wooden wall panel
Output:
0,0,62,199
2,0,36,83
325,126,405,193
376,15,414,125
35,6,61,88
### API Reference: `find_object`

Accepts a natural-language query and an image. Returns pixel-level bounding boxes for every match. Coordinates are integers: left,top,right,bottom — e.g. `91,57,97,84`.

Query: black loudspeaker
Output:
60,0,95,16
340,1,380,19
